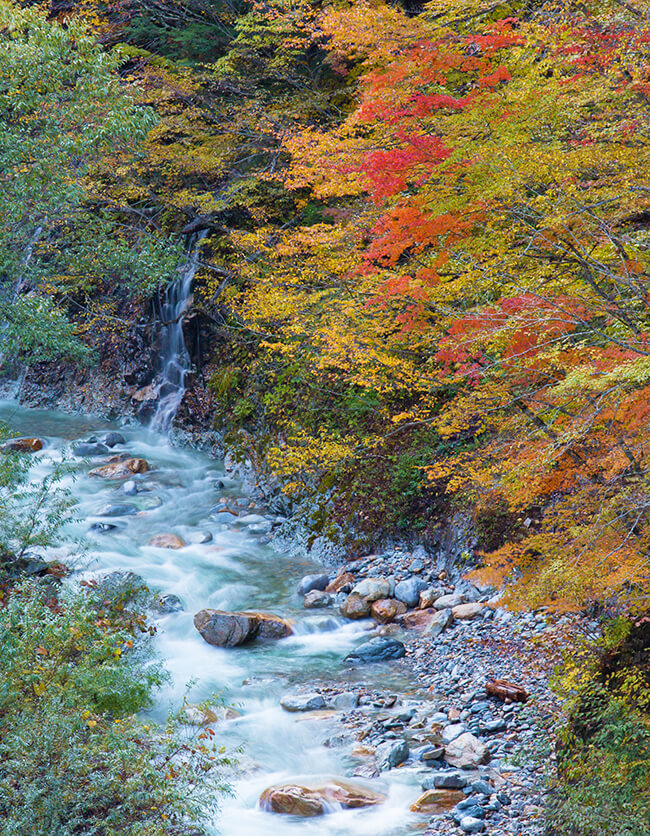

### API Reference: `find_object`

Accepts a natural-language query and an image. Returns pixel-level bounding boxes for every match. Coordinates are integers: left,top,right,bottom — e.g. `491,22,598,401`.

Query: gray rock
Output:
103,431,126,448
434,593,465,610
297,573,330,596
394,577,428,608
89,522,118,533
352,578,391,601
460,815,485,833
483,718,506,733
333,692,358,711
121,480,138,496
304,589,332,608
345,637,406,664
97,503,138,517
472,779,492,795
445,732,491,769
426,608,454,637
442,723,466,744
431,771,468,789
73,442,109,457
375,738,409,769
417,745,445,762
280,693,327,712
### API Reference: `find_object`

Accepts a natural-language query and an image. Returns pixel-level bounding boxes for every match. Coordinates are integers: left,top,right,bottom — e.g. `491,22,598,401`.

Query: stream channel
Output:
1,399,430,836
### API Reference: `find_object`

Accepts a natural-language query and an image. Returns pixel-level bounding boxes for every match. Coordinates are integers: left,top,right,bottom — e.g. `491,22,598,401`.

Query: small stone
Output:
333,692,358,710
121,480,138,496
410,789,465,814
472,779,492,795
434,593,465,610
351,578,391,602
419,745,445,762
371,598,407,624
345,636,406,664
297,573,330,595
304,589,332,608
280,693,327,712
452,602,485,620
340,592,372,619
460,815,485,833
483,718,506,733
375,738,409,769
430,772,468,790
426,608,454,637
394,577,428,607
444,732,491,769
325,572,355,593
103,431,126,447
442,724,466,744
419,587,446,608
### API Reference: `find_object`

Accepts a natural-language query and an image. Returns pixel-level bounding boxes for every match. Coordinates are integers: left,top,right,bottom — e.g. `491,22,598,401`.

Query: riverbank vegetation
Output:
2,0,650,830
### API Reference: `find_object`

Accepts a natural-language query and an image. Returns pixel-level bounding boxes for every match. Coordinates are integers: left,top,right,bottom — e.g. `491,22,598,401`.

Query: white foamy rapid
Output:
0,401,426,836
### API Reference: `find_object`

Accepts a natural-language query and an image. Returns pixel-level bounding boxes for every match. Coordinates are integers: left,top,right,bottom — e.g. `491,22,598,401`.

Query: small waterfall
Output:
151,230,207,432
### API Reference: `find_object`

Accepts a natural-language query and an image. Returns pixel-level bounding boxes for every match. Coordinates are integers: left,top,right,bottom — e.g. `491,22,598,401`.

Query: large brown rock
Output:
194,609,292,646
340,592,372,619
89,457,148,479
486,678,529,703
1,437,43,453
148,534,186,549
410,788,465,814
371,598,407,624
259,779,385,817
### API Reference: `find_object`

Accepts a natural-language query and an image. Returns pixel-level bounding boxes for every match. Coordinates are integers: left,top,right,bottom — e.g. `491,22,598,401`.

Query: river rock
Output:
148,534,186,549
325,572,355,593
426,607,454,637
434,593,464,610
304,590,332,608
97,503,138,517
375,738,409,769
452,602,485,620
297,573,329,595
73,442,109,456
255,612,293,639
345,636,406,664
180,704,240,726
419,587,447,608
103,431,126,447
333,692,358,710
371,598,407,623
485,678,529,703
410,788,465,814
2,437,43,453
340,592,371,619
425,771,468,790
280,693,327,712
351,578,390,602
444,732,490,769
400,608,438,630
121,480,138,496
442,723,466,744
395,577,427,608
259,779,385,817
194,610,260,646
89,457,149,479
460,816,485,833
89,522,118,533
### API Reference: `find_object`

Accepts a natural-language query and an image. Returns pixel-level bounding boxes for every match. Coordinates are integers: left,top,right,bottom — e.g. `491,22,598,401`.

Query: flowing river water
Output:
1,400,431,836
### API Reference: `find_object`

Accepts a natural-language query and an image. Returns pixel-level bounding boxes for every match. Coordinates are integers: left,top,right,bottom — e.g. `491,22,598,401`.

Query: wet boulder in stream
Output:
1,437,43,453
89,457,148,479
73,441,109,457
103,431,125,448
194,609,293,647
259,779,385,817
297,573,329,596
147,534,186,549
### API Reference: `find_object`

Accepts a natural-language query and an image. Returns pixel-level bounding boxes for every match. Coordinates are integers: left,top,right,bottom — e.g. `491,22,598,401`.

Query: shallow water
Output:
0,401,428,835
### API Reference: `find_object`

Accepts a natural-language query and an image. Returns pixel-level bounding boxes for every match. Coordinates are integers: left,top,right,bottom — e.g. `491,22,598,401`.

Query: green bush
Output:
0,583,231,835
548,683,650,836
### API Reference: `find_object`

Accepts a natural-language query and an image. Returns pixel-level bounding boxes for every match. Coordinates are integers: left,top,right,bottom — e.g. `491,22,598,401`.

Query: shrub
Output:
0,583,232,835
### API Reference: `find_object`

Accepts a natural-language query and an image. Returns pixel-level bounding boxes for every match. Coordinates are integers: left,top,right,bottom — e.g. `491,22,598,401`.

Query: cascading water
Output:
151,230,207,432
